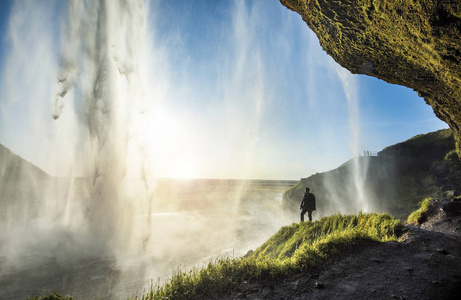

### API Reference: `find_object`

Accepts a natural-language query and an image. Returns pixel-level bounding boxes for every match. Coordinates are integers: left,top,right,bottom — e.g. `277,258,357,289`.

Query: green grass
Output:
407,198,434,224
137,212,404,300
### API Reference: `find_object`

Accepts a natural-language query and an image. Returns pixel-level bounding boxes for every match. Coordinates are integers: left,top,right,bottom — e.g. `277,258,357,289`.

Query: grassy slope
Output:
140,213,404,300
283,129,460,220
407,197,434,225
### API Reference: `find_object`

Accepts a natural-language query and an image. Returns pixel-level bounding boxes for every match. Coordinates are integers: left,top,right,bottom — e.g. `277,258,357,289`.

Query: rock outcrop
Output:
280,0,461,152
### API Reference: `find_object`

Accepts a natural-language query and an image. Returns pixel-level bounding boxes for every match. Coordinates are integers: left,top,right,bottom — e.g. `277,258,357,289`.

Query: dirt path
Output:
225,214,461,300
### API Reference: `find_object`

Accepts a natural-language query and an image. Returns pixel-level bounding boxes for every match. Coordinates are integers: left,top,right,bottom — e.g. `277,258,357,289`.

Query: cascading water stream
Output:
333,64,372,213
54,0,153,257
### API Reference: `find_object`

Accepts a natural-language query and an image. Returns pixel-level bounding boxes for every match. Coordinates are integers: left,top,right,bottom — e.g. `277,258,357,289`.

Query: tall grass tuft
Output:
138,212,404,300
407,198,434,224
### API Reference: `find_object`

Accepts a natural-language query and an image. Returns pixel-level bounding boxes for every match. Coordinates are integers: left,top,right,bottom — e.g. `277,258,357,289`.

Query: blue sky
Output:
0,0,447,180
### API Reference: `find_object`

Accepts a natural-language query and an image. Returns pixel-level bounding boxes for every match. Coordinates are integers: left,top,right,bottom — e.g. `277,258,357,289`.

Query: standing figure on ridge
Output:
300,187,316,222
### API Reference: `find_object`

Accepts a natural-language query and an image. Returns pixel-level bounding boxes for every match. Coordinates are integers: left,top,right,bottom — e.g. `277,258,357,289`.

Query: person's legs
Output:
308,210,313,221
300,209,306,222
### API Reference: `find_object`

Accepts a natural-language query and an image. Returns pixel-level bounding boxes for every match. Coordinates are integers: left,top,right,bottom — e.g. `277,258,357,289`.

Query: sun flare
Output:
143,109,202,179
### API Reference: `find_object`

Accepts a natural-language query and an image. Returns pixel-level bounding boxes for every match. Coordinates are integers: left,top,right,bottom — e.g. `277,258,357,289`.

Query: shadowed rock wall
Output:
280,0,461,152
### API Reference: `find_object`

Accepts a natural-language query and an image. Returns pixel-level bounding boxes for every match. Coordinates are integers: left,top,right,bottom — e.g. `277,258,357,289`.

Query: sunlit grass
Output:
406,197,434,224
137,212,404,300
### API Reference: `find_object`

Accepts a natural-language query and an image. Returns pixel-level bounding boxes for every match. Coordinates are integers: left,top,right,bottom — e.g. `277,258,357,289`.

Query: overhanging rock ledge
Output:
280,0,461,153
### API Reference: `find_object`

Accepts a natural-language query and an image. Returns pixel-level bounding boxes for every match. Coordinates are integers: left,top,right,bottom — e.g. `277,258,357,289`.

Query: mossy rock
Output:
280,0,461,154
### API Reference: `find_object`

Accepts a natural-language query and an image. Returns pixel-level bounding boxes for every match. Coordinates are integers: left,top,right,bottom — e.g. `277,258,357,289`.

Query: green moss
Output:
280,0,461,154
445,149,459,161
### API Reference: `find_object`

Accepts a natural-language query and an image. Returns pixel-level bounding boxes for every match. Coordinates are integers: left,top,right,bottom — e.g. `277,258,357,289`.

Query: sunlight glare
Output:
145,109,202,179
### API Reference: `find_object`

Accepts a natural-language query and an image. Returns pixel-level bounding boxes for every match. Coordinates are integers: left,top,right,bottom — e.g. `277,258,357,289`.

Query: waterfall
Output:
335,65,371,212
53,0,153,257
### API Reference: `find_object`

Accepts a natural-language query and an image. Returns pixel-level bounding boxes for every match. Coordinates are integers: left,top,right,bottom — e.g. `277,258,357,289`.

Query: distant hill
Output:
0,143,53,232
283,129,460,220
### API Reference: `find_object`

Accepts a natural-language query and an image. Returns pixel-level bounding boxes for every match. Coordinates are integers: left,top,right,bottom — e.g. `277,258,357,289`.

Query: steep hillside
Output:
283,129,460,220
0,143,54,232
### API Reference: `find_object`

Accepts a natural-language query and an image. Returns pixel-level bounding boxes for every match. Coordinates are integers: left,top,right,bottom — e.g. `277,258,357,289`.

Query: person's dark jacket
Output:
300,192,316,211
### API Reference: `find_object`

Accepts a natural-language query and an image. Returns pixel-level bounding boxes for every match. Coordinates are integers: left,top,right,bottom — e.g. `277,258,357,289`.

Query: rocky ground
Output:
222,202,461,300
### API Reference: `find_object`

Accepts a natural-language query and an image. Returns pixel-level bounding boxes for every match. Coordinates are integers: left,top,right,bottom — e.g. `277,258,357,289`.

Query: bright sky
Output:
0,0,448,180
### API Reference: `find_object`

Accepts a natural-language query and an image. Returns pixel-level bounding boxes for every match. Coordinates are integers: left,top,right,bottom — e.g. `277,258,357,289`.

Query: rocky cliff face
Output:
280,0,461,152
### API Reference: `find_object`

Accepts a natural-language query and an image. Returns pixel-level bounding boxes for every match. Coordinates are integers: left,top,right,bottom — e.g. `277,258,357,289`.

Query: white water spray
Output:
335,64,371,212
0,1,381,298
54,0,153,257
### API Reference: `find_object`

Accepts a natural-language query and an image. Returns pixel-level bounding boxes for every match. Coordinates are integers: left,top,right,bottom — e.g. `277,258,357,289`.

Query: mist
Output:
0,1,301,298
0,0,426,298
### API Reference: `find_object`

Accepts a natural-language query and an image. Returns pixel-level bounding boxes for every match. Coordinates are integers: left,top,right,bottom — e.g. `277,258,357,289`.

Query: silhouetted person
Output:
300,187,316,222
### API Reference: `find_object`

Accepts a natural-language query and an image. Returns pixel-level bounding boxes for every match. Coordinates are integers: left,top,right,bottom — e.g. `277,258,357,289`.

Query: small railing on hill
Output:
362,150,378,157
